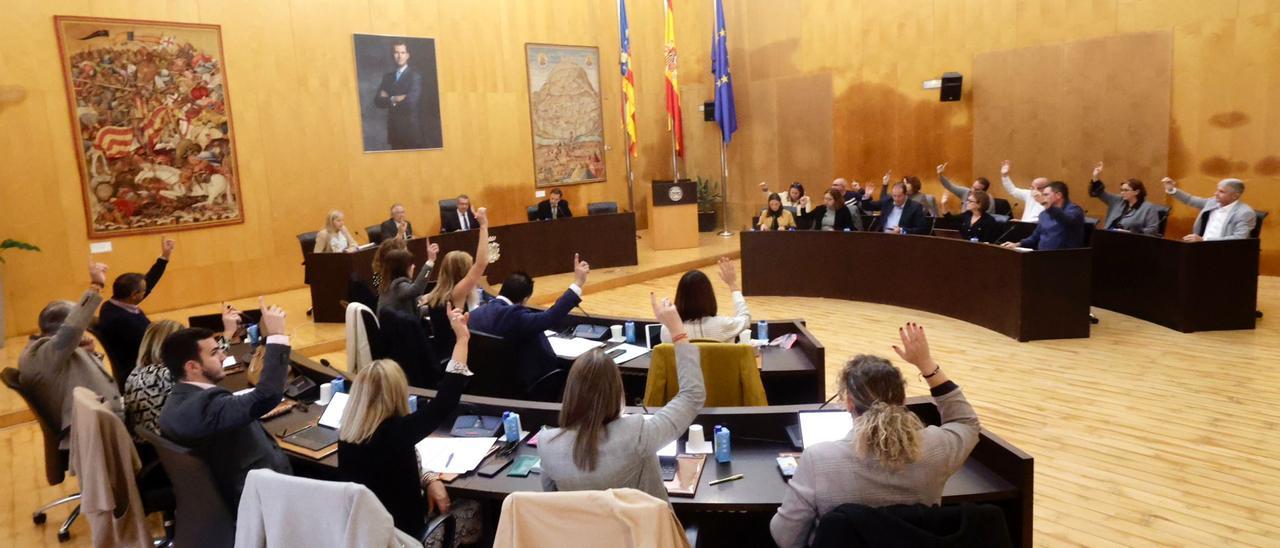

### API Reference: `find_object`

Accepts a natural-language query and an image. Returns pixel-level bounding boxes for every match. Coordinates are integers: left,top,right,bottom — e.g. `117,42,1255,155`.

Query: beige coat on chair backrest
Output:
69,386,151,548
494,488,690,548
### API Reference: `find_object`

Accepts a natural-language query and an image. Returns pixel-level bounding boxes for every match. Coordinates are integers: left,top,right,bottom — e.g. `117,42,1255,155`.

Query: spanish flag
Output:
663,0,684,157
619,0,638,157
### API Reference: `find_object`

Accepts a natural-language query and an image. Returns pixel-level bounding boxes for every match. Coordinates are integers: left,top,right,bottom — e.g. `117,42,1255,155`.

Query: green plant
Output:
695,177,721,212
0,239,40,263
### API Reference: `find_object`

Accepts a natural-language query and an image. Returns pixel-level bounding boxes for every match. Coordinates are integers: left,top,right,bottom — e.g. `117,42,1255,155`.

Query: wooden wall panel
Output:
4,0,1280,337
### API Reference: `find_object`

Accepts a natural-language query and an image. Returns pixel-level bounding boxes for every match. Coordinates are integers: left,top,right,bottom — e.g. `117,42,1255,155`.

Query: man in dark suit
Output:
1004,181,1086,250
468,255,590,398
441,194,479,233
158,300,292,512
535,188,573,221
374,41,425,150
97,237,173,392
378,203,414,242
861,181,931,234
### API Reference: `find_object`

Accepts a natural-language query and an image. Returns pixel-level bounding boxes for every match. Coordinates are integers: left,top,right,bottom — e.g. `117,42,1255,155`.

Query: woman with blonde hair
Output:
314,209,360,253
339,304,479,542
123,319,186,436
420,207,490,358
769,322,981,548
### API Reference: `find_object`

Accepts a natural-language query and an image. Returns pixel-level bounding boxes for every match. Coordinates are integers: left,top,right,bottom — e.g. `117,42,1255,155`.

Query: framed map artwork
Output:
525,44,605,187
54,16,244,237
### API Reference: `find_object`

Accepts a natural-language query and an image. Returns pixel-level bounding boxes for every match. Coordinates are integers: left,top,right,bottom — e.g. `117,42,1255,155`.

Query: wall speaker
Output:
940,72,962,102
703,101,716,121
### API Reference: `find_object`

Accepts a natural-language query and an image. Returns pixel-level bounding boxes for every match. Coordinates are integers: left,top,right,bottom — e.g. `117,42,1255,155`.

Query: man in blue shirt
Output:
861,180,930,234
1004,181,1085,250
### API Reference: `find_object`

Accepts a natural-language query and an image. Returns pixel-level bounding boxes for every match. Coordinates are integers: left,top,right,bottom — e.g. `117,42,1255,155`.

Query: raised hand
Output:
1000,160,1011,176
160,237,176,259
651,292,684,338
936,162,947,175
258,297,286,337
1162,177,1176,193
882,170,892,186
426,242,439,263
1091,162,1104,181
716,256,738,291
475,207,489,227
89,261,108,287
891,322,936,373
573,253,590,287
221,303,242,339
446,302,470,341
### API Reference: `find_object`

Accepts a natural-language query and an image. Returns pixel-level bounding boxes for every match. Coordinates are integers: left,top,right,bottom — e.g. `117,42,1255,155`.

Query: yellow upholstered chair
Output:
642,342,768,407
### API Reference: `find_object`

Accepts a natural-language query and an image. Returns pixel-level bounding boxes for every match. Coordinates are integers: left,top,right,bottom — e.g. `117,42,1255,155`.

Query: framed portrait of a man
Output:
54,16,245,237
352,34,443,152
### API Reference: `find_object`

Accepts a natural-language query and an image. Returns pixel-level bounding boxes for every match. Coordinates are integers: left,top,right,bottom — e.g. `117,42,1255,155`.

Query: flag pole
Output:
670,132,680,181
616,0,636,212
718,139,732,237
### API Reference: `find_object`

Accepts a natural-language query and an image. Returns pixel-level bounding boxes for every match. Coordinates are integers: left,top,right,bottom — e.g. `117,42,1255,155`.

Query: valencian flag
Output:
619,0,638,157
663,0,685,156
711,0,737,142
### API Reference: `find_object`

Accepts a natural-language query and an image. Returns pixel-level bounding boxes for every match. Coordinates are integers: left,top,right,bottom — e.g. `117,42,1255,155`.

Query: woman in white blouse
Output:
314,209,360,253
660,257,751,343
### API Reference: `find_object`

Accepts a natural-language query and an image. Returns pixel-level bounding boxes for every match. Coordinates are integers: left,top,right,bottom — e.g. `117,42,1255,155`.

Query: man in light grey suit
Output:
1163,177,1256,241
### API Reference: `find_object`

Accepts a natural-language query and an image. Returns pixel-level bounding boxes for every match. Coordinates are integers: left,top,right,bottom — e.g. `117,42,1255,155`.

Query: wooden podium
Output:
648,179,699,250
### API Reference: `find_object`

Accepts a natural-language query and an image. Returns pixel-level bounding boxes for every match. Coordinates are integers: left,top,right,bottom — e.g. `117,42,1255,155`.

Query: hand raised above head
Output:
1000,160,1011,176
891,322,936,372
936,162,947,175
651,292,683,334
258,297,286,336
1161,177,1176,192
1092,161,1104,180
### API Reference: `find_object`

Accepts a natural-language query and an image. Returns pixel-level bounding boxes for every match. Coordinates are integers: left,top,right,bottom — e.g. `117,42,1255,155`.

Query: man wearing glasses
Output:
159,299,293,512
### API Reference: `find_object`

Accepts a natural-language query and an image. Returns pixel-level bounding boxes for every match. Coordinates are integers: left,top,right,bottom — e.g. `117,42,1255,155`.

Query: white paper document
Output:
317,392,349,429
546,336,604,359
416,436,499,474
798,410,854,448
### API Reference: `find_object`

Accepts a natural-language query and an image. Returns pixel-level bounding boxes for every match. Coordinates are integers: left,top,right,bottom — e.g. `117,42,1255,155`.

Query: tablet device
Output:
644,323,663,348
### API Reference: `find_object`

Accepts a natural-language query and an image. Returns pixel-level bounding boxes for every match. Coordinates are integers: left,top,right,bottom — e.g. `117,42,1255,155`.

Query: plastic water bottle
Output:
714,425,732,463
624,321,636,344
503,411,522,443
331,376,346,395
757,321,769,342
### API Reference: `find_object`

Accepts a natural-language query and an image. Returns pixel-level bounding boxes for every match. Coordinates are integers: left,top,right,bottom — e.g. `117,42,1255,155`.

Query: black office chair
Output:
993,198,1013,216
438,198,459,221
296,231,318,256
139,429,236,548
587,201,619,216
527,205,539,222
1251,210,1268,239
2,368,82,542
1155,205,1171,236
365,224,384,245
811,503,1012,548
465,331,524,399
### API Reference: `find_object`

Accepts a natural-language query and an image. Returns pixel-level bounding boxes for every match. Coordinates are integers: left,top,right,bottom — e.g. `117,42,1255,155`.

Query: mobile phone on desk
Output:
477,453,515,477
507,455,540,477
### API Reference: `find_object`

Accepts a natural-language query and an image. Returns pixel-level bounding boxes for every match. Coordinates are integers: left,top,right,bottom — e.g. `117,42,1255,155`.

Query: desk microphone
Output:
816,392,840,410
993,223,1019,244
864,212,881,233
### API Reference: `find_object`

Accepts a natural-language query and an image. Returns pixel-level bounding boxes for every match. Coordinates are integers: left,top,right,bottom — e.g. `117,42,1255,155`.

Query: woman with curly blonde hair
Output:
769,322,981,548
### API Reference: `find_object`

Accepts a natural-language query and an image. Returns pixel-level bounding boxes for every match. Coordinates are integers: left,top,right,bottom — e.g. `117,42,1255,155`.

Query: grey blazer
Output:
375,260,434,318
1093,189,1163,236
538,343,705,501
18,289,123,439
1171,189,1256,240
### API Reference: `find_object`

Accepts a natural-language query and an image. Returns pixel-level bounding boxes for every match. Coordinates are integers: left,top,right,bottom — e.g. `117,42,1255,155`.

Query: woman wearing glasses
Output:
1088,162,1163,236
943,189,1002,243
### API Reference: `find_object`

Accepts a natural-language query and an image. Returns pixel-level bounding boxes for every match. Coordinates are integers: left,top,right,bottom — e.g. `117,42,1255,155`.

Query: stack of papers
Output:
416,436,498,474
546,336,604,359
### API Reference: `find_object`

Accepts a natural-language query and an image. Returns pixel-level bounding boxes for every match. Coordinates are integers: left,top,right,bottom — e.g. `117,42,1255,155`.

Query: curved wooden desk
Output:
740,230,1092,341
254,385,1033,547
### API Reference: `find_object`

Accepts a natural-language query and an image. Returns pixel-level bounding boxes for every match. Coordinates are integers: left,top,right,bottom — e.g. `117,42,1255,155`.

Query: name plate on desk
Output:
651,180,697,207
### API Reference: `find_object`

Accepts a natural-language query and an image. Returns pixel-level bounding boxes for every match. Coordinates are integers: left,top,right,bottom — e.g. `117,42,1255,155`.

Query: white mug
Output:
318,383,334,406
610,324,624,340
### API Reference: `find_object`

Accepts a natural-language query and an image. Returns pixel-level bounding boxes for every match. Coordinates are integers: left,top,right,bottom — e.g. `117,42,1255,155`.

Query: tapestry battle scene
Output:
55,17,244,237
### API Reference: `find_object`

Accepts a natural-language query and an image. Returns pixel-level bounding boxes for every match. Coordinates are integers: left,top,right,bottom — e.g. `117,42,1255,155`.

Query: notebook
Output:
664,454,707,498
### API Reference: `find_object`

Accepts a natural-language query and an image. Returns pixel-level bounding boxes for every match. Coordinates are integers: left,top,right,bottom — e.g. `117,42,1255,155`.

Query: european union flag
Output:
711,0,737,143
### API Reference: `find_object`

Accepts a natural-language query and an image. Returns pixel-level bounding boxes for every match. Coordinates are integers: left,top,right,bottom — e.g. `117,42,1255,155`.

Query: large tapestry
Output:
55,16,244,237
525,44,605,187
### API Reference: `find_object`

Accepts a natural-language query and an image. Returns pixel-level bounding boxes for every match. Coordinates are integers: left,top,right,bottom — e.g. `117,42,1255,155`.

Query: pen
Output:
709,473,744,486
444,452,455,469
